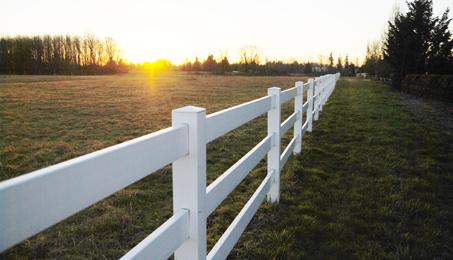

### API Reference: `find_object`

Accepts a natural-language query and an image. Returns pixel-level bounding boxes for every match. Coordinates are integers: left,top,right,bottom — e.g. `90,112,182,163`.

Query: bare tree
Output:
0,34,124,75
105,37,118,62
239,45,261,73
96,40,105,66
85,34,97,66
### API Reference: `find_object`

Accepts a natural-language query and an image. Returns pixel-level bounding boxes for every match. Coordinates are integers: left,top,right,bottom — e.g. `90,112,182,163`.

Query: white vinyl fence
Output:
0,73,340,259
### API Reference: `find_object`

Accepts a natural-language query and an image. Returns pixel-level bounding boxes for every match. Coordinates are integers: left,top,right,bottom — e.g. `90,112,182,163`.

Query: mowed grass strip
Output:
227,78,453,259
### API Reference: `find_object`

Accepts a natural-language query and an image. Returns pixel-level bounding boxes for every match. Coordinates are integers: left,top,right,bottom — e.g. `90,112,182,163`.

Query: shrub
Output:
402,74,453,102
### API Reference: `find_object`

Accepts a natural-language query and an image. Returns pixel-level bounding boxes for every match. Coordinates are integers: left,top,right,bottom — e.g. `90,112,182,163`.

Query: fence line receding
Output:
0,73,340,259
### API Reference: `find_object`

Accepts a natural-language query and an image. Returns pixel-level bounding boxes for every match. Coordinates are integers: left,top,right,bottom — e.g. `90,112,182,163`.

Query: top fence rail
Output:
0,73,340,259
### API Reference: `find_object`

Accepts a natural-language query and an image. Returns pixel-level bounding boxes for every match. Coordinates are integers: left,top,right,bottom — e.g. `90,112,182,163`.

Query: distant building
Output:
356,73,368,78
312,66,328,73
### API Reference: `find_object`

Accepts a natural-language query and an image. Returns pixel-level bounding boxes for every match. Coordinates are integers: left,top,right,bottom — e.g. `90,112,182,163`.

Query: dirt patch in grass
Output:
389,89,453,133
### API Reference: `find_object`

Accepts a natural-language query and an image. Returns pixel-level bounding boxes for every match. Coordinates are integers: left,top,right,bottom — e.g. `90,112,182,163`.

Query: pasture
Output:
0,72,303,258
1,73,452,259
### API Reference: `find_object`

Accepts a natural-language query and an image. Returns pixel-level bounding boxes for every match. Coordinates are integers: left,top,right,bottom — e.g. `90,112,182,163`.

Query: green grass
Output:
228,77,453,259
1,74,452,259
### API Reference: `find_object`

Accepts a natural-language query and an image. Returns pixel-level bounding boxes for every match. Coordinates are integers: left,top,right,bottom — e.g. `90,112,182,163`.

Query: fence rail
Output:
0,73,340,259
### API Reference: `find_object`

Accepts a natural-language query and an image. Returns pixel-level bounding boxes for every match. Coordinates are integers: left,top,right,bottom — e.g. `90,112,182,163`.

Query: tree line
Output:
1,35,361,76
361,0,453,88
0,34,128,75
179,46,357,76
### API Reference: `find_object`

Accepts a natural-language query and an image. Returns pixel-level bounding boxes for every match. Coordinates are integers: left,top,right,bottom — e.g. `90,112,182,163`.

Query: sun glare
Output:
142,59,172,77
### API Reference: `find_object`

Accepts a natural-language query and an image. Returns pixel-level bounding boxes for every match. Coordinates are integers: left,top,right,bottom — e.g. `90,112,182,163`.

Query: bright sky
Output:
1,0,451,64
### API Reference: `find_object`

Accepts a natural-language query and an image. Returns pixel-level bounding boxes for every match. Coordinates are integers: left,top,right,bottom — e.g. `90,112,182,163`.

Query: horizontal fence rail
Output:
0,73,340,259
206,135,272,216
0,126,189,252
206,95,272,143
207,171,275,260
121,209,190,260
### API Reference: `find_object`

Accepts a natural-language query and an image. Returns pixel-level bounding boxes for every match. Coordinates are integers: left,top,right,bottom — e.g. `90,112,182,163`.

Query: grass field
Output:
1,73,452,259
0,72,303,258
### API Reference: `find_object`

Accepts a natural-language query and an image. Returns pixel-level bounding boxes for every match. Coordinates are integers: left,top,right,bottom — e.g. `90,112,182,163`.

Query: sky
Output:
1,0,452,65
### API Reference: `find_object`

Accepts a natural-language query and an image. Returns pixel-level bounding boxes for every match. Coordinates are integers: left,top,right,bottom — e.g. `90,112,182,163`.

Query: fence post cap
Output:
268,86,281,92
172,106,206,114
295,81,303,94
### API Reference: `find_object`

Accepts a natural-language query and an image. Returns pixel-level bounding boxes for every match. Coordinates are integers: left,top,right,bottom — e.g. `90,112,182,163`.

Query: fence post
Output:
319,77,324,112
321,76,327,110
267,87,281,203
323,76,327,106
307,79,314,132
329,76,332,99
314,78,320,121
172,106,207,260
327,76,332,99
330,75,335,98
323,77,326,108
293,81,303,154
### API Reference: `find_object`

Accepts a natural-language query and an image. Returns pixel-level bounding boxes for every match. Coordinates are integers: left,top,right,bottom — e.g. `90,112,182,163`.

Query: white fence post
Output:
307,79,314,132
331,75,335,98
293,81,303,154
322,76,331,106
172,106,207,260
324,76,328,106
314,78,320,121
326,76,333,99
323,77,326,106
267,87,281,203
319,77,324,112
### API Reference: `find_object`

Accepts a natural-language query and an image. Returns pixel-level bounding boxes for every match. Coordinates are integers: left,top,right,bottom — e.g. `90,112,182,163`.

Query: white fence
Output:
0,73,340,259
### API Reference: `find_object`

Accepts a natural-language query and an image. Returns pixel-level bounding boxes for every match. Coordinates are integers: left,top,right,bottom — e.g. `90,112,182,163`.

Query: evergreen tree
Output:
219,56,230,73
428,9,453,74
202,54,217,71
336,56,343,70
192,57,201,71
344,54,349,70
328,52,334,68
384,0,453,87
304,62,313,74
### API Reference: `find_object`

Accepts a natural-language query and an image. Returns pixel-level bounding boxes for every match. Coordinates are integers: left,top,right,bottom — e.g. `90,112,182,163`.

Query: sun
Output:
141,59,173,79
